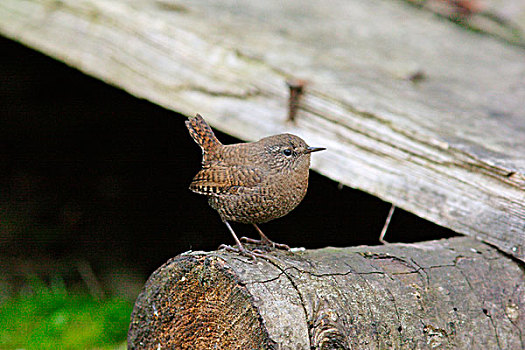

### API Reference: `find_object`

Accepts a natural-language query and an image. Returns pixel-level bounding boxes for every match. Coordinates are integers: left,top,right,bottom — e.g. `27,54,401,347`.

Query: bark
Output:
128,237,524,349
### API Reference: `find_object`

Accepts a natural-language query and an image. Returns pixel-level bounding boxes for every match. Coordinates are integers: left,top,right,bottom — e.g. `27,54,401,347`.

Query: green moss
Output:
0,278,133,349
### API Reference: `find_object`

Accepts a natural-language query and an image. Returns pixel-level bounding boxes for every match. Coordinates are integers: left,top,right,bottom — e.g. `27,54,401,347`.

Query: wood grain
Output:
128,238,525,349
0,0,524,260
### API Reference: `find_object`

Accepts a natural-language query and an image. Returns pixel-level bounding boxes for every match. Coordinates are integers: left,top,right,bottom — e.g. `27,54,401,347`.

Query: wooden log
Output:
128,237,524,349
1,0,524,261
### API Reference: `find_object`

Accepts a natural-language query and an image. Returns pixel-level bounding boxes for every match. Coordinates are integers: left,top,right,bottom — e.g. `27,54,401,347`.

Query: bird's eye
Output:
282,149,293,156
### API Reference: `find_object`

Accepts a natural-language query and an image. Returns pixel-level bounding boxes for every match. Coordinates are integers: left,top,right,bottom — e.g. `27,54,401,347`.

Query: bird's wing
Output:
189,164,264,195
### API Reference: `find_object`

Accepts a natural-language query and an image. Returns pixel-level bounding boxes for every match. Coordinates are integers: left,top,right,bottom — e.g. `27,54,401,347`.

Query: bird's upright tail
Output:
185,114,222,155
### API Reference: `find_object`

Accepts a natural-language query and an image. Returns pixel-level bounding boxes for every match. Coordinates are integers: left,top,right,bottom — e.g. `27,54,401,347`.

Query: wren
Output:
186,114,325,258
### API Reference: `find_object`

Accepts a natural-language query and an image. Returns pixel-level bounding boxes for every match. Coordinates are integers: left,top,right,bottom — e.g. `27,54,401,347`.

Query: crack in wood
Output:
255,257,312,349
453,259,503,349
301,95,525,191
341,260,382,349
320,107,523,189
383,286,404,345
180,85,263,99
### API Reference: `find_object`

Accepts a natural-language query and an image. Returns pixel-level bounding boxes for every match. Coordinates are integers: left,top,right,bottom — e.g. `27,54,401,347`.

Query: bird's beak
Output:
305,146,326,154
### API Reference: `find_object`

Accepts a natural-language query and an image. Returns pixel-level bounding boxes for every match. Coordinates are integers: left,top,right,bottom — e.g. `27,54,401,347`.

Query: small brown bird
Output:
186,114,325,258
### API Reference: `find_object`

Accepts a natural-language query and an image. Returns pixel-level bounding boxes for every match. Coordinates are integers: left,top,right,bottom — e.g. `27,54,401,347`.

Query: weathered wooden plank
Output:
1,0,524,260
406,0,525,46
128,237,525,349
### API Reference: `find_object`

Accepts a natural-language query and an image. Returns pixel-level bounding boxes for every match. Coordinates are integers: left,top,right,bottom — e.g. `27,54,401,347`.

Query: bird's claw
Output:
218,244,267,260
240,237,291,251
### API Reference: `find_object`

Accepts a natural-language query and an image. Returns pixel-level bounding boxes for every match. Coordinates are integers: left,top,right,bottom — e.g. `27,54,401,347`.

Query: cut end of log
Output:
127,254,273,349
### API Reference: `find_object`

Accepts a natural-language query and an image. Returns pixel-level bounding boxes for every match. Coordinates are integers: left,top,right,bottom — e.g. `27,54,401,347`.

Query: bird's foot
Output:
218,244,266,260
240,237,291,251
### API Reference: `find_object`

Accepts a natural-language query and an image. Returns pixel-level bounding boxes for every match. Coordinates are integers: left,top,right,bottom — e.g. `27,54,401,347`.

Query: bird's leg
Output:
219,220,266,259
240,224,291,251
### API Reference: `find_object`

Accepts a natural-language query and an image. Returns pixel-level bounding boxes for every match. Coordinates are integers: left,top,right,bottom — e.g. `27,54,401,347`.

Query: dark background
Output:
0,36,456,297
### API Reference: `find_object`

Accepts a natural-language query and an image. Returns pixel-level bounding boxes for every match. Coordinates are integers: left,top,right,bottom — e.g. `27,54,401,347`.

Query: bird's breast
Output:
266,170,309,201
208,168,310,224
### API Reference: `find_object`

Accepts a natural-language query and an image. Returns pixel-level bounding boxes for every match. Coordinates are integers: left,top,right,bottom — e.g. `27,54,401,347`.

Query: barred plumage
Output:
185,114,325,258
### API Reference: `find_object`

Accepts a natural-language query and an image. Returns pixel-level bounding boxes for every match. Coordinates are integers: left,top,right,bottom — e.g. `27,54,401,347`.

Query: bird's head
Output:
259,134,325,173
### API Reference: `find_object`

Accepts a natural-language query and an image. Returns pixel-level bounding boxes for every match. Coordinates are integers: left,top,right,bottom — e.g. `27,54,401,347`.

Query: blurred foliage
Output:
0,277,132,349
